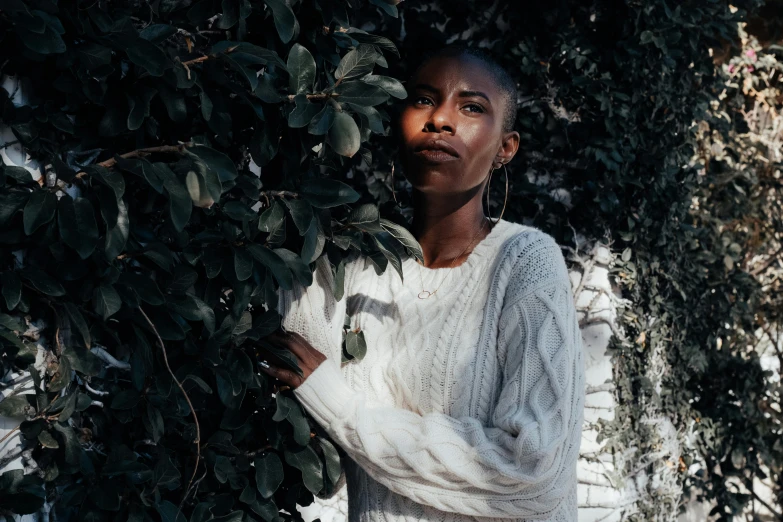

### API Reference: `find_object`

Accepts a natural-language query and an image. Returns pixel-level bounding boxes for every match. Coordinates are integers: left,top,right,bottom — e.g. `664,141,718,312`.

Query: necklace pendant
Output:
418,290,433,299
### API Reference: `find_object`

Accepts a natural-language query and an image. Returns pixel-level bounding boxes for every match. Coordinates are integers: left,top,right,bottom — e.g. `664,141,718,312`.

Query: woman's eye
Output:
464,103,484,113
414,96,433,105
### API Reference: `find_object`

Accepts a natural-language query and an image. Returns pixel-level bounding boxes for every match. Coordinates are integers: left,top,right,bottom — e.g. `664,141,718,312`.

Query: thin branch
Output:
0,425,21,446
748,484,783,520
260,190,299,199
78,143,195,177
54,143,197,191
286,93,339,102
138,307,201,508
581,316,626,341
751,244,783,276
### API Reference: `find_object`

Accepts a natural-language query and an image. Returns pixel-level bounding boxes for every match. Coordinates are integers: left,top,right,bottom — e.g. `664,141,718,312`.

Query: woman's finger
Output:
259,360,301,388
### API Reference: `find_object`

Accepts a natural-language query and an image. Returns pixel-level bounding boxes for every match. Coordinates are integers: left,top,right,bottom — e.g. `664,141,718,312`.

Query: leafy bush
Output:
0,0,413,519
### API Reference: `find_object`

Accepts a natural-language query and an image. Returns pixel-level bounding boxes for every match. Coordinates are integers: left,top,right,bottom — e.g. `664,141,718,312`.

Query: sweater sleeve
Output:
293,236,586,518
277,255,348,364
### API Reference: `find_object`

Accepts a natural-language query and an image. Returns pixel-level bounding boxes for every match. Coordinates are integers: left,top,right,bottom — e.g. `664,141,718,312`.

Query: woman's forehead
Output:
411,55,501,101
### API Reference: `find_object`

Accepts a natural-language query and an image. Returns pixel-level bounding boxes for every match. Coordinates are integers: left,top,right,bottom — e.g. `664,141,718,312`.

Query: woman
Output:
260,45,585,521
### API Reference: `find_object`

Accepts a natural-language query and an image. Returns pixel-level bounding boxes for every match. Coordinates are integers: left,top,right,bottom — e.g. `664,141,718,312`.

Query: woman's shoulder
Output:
494,221,570,295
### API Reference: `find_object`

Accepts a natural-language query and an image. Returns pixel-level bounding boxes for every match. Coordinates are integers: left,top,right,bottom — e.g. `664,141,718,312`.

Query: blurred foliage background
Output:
0,0,782,521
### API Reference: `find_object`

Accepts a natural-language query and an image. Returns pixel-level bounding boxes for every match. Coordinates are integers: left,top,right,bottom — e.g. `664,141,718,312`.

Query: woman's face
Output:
397,54,519,196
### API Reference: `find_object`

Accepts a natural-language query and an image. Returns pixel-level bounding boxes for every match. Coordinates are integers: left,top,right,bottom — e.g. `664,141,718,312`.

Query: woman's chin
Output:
404,170,456,194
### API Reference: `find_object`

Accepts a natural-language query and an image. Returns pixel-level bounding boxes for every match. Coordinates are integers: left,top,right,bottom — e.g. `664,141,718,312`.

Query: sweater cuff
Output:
294,360,356,429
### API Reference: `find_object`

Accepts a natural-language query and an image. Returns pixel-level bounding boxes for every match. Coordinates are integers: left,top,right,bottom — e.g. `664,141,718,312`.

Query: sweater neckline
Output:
401,218,515,278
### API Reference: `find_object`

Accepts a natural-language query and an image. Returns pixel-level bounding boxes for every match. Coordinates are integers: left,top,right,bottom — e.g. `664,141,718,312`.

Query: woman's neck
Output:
410,188,491,268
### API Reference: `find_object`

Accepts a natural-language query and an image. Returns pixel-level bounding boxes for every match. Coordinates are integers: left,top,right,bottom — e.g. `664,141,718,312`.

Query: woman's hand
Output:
258,330,327,389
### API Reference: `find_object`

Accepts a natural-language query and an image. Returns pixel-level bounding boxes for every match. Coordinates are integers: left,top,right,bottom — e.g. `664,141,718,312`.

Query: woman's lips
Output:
413,149,460,163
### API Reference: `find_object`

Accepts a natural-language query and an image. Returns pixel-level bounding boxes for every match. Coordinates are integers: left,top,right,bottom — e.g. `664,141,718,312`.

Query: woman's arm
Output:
291,236,585,518
277,255,348,363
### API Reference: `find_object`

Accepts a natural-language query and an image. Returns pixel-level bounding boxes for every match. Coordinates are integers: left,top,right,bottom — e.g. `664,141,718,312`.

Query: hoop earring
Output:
486,163,509,226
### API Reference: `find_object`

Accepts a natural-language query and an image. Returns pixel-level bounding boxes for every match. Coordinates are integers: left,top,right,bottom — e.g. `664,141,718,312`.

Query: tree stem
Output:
139,307,201,508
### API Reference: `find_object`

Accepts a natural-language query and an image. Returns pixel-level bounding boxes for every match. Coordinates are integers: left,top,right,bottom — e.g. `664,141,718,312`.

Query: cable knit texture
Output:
278,219,585,521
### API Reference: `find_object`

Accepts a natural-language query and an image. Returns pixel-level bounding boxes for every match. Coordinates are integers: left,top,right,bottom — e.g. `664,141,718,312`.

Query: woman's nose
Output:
424,104,455,134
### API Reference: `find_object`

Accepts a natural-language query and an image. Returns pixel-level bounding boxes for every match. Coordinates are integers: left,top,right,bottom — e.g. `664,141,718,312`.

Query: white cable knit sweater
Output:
278,218,585,522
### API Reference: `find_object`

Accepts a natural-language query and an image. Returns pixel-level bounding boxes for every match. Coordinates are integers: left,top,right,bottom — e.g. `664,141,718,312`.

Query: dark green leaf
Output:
1,272,23,310
146,405,165,442
38,430,59,449
20,268,66,297
284,446,323,495
284,199,314,235
258,200,285,232
17,25,65,54
0,190,30,227
347,29,400,57
362,74,407,99
0,395,36,418
301,216,326,264
217,0,239,29
63,302,91,347
344,329,367,360
126,38,173,77
62,346,103,376
156,501,187,522
308,105,336,135
58,195,99,259
3,166,35,184
274,248,312,287
118,273,165,306
381,219,424,263
335,81,389,106
335,44,379,80
158,164,193,231
247,244,293,290
264,0,299,44
328,111,361,157
93,285,122,320
288,94,321,128
139,24,178,43
234,248,254,281
373,231,403,281
300,178,360,208
250,124,279,167
166,266,198,295
158,83,187,122
188,146,238,183
368,0,398,17
115,156,163,193
89,166,126,200
320,438,342,486
348,204,383,232
287,43,315,94
23,190,57,235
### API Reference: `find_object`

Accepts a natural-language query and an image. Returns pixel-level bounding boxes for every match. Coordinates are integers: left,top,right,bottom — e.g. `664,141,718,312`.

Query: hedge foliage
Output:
1,0,781,521
0,0,415,520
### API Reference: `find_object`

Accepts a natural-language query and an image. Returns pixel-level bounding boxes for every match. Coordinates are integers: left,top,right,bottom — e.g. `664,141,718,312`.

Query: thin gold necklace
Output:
415,218,490,300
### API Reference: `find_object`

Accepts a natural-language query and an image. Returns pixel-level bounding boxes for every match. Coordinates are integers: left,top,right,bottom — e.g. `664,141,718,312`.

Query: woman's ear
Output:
495,130,520,166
